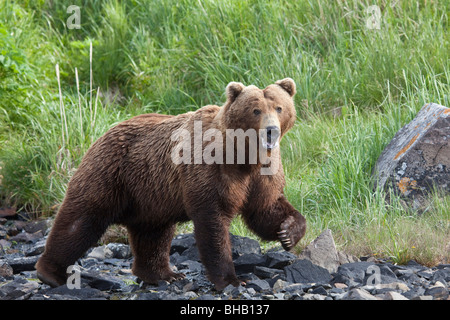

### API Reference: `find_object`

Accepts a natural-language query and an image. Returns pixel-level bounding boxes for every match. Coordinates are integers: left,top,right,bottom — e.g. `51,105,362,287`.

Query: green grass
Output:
0,0,448,265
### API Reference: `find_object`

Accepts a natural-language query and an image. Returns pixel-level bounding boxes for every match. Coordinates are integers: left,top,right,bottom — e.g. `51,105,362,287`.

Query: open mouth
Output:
260,136,279,150
260,126,280,151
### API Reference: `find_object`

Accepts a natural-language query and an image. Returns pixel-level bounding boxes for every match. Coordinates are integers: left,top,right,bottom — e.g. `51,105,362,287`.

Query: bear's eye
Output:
276,106,282,113
253,109,261,116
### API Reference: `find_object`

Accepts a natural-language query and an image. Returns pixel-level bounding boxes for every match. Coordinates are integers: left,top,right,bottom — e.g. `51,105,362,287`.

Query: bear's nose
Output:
266,126,280,143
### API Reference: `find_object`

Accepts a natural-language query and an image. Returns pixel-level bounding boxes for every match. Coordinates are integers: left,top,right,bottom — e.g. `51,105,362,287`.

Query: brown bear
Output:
35,78,306,290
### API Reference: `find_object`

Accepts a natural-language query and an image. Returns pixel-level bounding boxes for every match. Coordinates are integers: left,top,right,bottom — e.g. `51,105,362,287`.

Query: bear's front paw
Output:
277,214,306,251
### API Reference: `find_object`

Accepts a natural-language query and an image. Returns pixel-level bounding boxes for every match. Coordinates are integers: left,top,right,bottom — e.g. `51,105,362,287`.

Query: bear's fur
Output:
35,78,306,290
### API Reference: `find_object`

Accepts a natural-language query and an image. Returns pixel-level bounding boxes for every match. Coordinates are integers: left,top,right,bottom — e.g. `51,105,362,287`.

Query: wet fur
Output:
36,78,306,290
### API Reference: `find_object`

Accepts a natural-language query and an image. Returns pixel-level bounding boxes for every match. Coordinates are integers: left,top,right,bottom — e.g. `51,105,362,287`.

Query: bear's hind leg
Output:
127,224,185,284
36,206,110,287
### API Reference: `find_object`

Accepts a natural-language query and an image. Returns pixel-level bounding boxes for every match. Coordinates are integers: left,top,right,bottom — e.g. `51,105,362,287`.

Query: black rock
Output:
106,243,132,259
230,285,246,298
363,264,398,285
405,260,428,272
424,285,449,300
196,294,217,300
265,250,297,269
402,287,426,300
284,283,304,294
311,285,328,295
177,260,203,273
5,256,39,274
431,267,450,283
230,234,261,259
234,253,267,274
81,270,123,291
253,266,284,279
170,234,196,255
170,252,188,266
40,285,108,300
22,219,49,234
25,239,46,257
134,292,161,300
180,245,200,262
246,279,271,292
335,261,374,284
8,231,44,243
284,259,332,284
0,277,40,300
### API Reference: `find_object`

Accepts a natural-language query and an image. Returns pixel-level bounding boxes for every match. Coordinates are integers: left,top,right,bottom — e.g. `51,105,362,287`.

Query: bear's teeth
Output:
261,138,279,150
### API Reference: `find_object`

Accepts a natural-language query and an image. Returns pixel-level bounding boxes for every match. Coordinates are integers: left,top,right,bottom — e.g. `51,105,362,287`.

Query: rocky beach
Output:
1,215,449,301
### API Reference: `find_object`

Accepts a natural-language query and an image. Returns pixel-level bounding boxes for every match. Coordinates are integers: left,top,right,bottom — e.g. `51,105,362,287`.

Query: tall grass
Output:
0,0,448,264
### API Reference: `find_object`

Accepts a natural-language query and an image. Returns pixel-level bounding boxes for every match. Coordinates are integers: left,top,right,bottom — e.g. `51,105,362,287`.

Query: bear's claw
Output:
278,215,302,251
277,230,292,250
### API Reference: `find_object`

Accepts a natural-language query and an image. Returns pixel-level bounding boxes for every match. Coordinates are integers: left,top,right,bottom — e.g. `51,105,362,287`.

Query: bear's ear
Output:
226,82,245,103
275,78,296,97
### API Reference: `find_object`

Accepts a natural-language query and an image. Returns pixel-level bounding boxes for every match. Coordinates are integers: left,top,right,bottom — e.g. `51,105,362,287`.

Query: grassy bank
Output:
0,0,448,265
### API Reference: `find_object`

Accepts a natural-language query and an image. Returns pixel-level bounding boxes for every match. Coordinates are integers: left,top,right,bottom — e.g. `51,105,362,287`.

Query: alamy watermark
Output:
66,5,81,29
66,264,81,289
366,5,381,30
365,265,381,285
170,121,280,175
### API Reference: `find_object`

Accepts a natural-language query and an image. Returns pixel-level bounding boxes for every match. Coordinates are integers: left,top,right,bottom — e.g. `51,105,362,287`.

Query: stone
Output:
373,103,450,210
0,207,16,218
234,253,267,274
170,233,196,255
284,259,332,284
81,270,123,291
337,251,360,265
311,285,328,295
40,285,108,300
5,256,39,273
432,267,450,283
183,291,198,299
0,277,39,300
412,295,433,300
246,279,271,292
106,243,132,259
177,260,203,273
334,283,348,289
382,291,409,300
230,285,246,298
9,230,44,243
335,261,375,284
25,239,46,256
87,245,114,260
284,283,305,294
0,260,13,277
182,280,199,293
22,219,49,234
0,225,7,239
265,250,297,269
363,264,398,284
374,281,410,292
272,279,289,292
298,229,340,273
230,233,261,258
342,288,379,300
180,245,200,261
253,266,283,279
424,283,449,300
0,239,11,251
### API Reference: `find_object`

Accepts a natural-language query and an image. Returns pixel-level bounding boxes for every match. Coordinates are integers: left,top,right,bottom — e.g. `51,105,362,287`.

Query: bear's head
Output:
220,78,297,153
